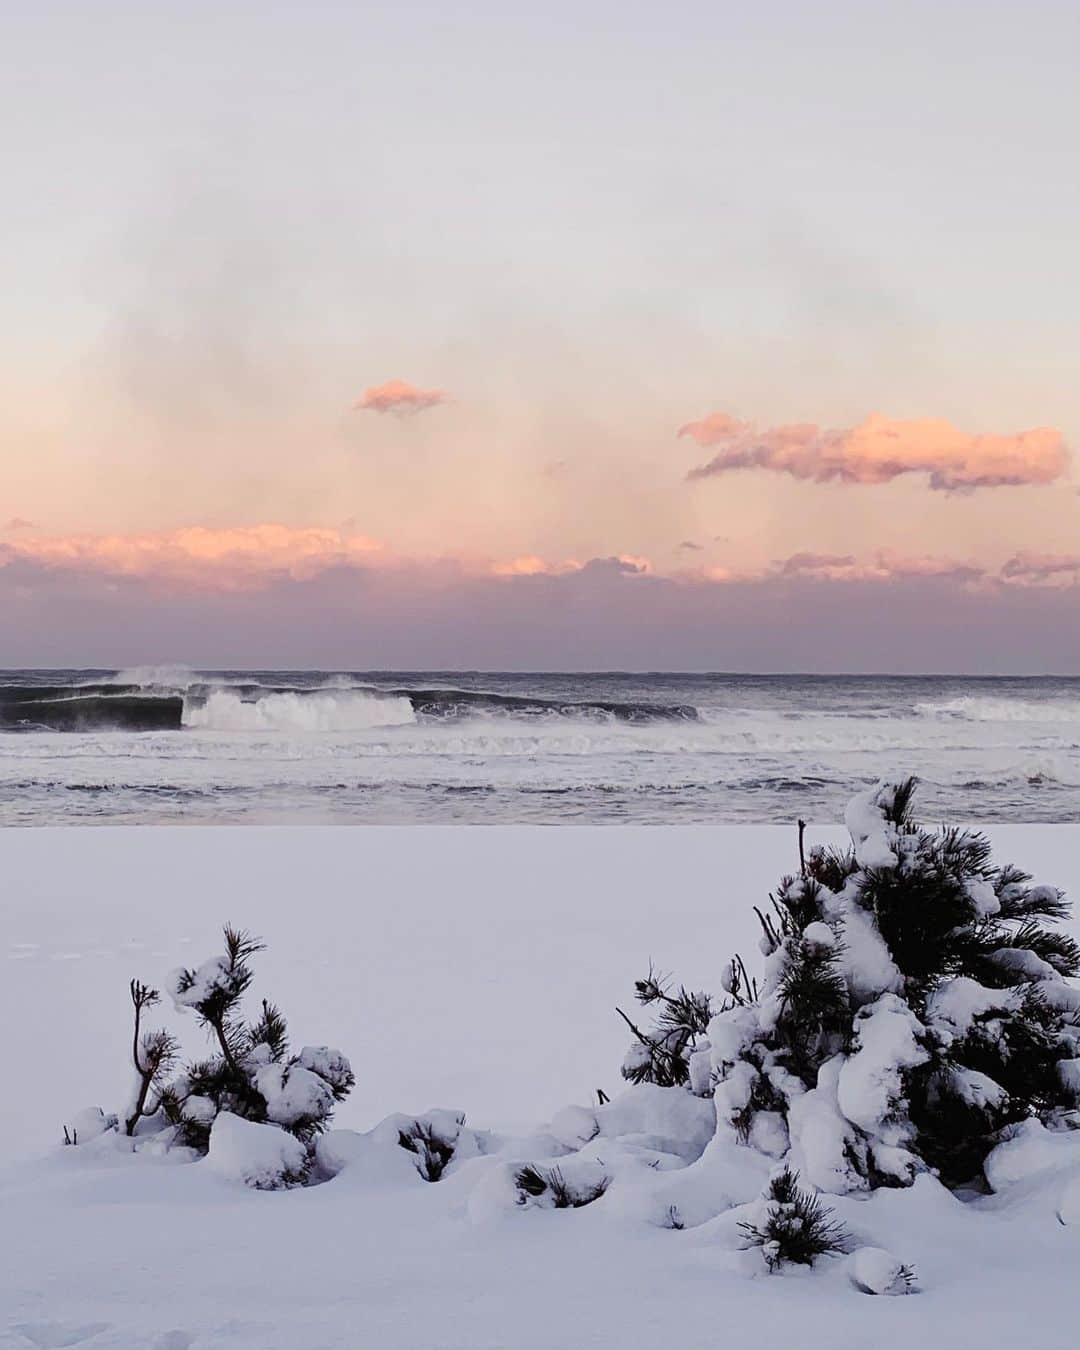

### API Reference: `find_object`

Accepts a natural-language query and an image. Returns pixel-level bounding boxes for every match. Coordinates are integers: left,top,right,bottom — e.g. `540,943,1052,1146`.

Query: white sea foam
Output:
915,695,1080,723
107,663,200,688
4,673,1079,822
182,689,416,733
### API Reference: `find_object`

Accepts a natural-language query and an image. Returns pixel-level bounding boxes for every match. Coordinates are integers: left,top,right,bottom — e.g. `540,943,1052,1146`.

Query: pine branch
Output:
125,980,178,1136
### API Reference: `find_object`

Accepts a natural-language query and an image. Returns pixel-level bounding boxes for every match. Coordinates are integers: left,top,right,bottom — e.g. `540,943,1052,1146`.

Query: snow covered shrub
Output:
621,778,1080,1194
397,1113,467,1181
617,964,714,1091
103,926,355,1183
738,1168,849,1271
514,1162,611,1209
155,926,355,1155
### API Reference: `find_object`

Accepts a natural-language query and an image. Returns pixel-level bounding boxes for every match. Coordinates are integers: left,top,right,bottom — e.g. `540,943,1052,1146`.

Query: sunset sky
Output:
3,2,1080,670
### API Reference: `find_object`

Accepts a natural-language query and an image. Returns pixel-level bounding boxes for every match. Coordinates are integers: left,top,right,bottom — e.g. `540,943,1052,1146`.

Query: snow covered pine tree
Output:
121,926,355,1186
619,778,1080,1253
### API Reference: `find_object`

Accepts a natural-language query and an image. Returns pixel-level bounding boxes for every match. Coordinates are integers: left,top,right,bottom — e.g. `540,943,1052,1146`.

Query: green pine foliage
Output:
513,1163,611,1209
738,1168,850,1270
125,926,354,1160
618,777,1080,1192
617,963,714,1089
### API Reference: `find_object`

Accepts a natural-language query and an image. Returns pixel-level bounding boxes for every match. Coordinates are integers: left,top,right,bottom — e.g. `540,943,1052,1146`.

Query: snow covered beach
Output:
4,822,1080,1349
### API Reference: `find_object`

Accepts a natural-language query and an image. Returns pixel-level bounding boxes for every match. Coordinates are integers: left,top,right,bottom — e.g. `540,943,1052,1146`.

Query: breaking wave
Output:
915,696,1080,724
3,670,1079,824
0,675,700,734
183,689,416,733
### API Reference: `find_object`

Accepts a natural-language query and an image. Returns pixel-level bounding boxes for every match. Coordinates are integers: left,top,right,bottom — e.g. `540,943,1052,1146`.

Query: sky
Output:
3,1,1080,671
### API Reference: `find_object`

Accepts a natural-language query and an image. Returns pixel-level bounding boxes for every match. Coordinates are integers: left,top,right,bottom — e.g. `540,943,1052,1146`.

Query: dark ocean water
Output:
1,667,1078,825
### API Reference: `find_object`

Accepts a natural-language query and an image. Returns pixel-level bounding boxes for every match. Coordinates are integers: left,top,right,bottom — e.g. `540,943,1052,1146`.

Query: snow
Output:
849,1246,915,1296
296,1045,352,1092
3,823,1080,1348
205,1112,308,1190
167,955,232,1012
587,1081,716,1161
824,895,903,1001
63,1107,116,1145
254,1062,336,1130
843,782,899,869
982,1117,1080,1193
1060,1174,1080,1225
925,975,1016,1042
787,1055,865,1193
835,994,928,1143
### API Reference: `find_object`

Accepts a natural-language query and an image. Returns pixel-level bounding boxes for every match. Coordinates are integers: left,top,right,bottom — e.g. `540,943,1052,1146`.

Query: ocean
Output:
1,668,1078,826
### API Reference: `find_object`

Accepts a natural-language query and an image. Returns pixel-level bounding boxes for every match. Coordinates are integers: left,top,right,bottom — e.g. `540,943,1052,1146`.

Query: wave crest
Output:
915,696,1080,723
182,689,416,733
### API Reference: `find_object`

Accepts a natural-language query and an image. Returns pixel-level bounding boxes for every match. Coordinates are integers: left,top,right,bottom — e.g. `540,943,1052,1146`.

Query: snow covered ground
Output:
3,824,1079,1349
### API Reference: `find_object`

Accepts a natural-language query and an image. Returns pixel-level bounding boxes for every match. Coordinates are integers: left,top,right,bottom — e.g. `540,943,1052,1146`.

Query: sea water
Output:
1,668,1078,825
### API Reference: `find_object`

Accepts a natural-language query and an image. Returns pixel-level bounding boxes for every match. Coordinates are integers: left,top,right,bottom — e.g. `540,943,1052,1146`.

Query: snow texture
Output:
205,1112,307,1190
3,824,1079,1348
849,1246,915,1295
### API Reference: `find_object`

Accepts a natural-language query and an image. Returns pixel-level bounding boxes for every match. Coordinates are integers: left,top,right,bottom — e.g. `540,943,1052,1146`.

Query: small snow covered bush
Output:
514,1161,611,1209
156,926,354,1160
620,778,1080,1194
396,1112,468,1181
738,1167,849,1271
77,925,356,1185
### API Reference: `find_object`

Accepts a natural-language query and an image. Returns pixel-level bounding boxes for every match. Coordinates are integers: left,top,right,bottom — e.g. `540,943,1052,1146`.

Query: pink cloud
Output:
5,525,1072,605
489,555,582,577
0,524,382,592
489,553,650,578
677,411,749,445
6,542,1079,672
354,379,449,415
3,517,36,532
681,410,1069,490
0,527,657,594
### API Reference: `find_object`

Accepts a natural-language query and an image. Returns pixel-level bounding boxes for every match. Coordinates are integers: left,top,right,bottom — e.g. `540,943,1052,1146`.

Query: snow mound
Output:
984,1118,1080,1193
552,1083,716,1163
850,1246,917,1295
206,1112,308,1190
63,1106,117,1144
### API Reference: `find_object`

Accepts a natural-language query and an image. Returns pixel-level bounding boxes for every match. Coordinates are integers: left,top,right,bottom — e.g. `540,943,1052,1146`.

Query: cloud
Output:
693,550,987,586
779,552,856,576
490,555,581,577
580,555,651,576
678,412,749,446
7,523,1075,620
679,540,703,552
354,379,449,415
3,518,36,532
680,410,1069,491
0,527,1009,596
490,553,651,578
0,527,659,594
0,524,382,592
1001,552,1080,584
5,540,1078,673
